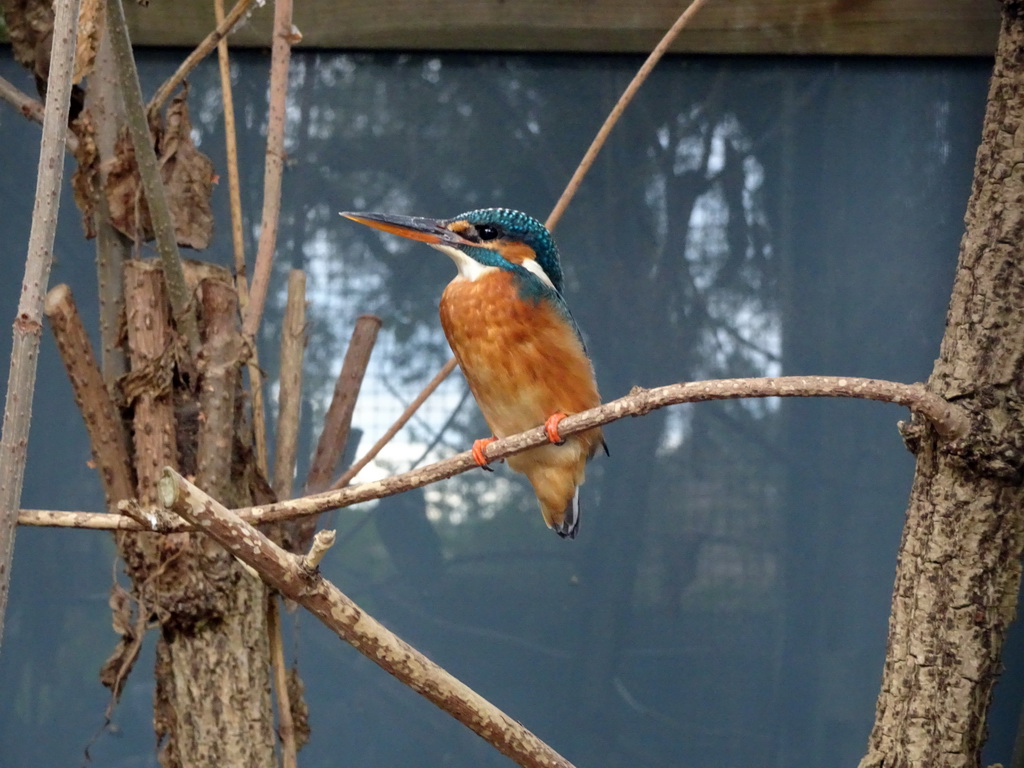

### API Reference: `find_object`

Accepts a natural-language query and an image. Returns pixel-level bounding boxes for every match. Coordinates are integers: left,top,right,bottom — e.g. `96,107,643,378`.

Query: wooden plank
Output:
118,0,998,57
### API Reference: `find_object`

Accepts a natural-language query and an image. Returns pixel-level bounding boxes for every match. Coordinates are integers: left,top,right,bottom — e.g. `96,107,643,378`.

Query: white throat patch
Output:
430,243,497,282
431,243,557,291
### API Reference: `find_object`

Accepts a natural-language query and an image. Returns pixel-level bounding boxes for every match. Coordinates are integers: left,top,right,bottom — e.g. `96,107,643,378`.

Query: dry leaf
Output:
159,88,215,249
69,109,99,238
99,584,143,704
103,86,215,250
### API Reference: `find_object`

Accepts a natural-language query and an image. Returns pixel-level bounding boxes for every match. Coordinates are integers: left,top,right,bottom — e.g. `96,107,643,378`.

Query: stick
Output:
545,0,711,231
44,284,135,507
214,0,249,294
306,315,381,493
241,0,295,342
158,468,577,768
0,0,82,649
89,18,131,383
330,356,456,490
17,375,971,532
196,279,242,492
147,0,256,115
0,74,80,153
273,270,307,499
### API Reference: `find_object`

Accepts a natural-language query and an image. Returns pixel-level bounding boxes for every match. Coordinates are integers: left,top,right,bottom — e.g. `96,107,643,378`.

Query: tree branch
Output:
545,0,710,231
44,284,135,507
240,0,295,342
16,375,970,532
157,468,577,768
0,0,81,650
329,355,456,490
0,74,80,153
147,0,257,115
272,269,306,499
306,315,381,493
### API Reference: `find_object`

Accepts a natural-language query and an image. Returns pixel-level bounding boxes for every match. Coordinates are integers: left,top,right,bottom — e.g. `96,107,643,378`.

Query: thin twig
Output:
0,74,80,153
241,0,295,342
17,375,971,532
0,0,82,650
158,468,577,768
105,0,201,356
273,270,307,499
545,0,711,231
329,357,457,490
210,0,270,476
147,0,256,115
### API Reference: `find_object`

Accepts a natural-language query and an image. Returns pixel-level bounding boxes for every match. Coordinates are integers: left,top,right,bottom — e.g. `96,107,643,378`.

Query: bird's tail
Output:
531,470,582,539
551,488,581,539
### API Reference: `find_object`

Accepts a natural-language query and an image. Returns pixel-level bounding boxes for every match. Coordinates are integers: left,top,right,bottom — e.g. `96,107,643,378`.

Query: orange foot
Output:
472,436,498,471
544,412,568,445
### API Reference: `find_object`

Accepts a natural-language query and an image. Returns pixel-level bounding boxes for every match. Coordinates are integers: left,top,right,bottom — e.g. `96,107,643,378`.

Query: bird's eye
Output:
477,224,500,241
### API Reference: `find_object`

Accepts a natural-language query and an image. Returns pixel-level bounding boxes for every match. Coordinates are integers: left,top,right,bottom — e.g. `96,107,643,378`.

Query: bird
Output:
341,207,606,538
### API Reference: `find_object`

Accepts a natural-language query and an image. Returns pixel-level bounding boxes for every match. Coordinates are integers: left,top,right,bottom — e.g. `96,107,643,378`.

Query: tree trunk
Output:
119,262,275,768
860,3,1024,766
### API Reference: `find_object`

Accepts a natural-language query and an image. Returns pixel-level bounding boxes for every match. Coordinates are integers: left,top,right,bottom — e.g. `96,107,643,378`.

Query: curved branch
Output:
17,375,969,532
158,469,576,768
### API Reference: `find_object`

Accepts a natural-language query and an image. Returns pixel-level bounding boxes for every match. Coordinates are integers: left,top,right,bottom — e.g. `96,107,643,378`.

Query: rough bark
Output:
859,4,1024,766
43,284,134,506
118,262,275,768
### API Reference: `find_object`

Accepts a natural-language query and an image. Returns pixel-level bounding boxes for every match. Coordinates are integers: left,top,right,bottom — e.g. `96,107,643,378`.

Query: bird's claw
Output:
472,436,498,471
544,412,568,445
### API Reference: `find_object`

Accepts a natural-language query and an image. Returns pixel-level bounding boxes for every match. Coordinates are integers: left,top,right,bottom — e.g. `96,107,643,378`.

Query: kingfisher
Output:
341,208,606,538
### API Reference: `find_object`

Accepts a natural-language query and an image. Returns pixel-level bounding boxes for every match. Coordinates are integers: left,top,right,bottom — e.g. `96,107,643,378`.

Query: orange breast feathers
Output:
438,269,603,457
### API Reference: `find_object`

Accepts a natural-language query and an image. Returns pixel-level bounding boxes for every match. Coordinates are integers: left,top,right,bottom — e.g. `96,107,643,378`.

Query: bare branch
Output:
545,0,711,231
329,356,457,490
241,0,295,342
0,0,82,650
158,468,577,768
0,74,80,153
306,315,381,493
267,598,298,768
196,278,242,493
147,0,257,115
18,375,970,532
273,270,307,499
44,284,135,506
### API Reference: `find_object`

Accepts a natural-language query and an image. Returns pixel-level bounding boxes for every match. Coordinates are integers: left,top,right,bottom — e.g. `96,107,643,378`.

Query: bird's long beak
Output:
340,211,468,247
